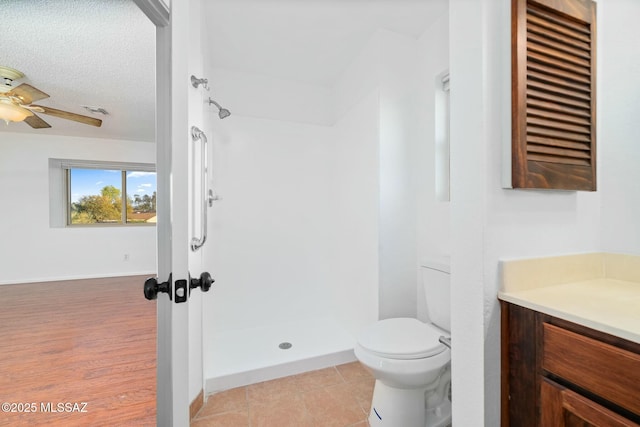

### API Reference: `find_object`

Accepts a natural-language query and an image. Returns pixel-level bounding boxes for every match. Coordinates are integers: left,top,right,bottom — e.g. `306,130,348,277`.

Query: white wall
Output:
599,0,640,255
449,3,491,423
415,12,450,321
416,13,450,261
208,68,332,126
332,28,439,320
205,116,335,334
0,132,156,284
377,31,421,320
329,90,380,337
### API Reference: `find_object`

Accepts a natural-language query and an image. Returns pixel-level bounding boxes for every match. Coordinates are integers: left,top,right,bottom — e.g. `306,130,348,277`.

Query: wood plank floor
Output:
0,276,156,426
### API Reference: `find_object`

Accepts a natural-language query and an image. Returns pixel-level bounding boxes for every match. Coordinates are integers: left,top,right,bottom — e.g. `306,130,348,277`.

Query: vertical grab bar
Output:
191,126,209,252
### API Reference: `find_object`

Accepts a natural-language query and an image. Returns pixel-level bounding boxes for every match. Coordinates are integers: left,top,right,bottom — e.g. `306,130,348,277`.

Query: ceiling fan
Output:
0,66,102,128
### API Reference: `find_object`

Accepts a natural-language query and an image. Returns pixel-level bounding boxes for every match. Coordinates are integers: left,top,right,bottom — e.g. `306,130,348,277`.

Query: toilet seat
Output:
358,318,447,360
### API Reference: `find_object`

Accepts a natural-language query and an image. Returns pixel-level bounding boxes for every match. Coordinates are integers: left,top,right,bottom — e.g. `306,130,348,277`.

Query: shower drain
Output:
278,342,292,350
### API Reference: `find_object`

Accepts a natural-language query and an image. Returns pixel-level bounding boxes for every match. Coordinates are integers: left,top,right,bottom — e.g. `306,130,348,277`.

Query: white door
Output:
135,0,208,425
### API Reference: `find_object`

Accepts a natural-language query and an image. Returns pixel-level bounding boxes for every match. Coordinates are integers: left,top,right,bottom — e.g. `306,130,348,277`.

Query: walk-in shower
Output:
199,0,450,398
202,112,378,393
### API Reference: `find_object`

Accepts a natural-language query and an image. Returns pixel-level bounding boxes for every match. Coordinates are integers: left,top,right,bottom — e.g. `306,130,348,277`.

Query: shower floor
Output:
205,317,356,393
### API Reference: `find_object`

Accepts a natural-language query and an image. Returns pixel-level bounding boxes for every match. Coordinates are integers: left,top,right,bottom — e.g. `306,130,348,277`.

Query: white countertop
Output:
499,253,640,344
499,278,640,344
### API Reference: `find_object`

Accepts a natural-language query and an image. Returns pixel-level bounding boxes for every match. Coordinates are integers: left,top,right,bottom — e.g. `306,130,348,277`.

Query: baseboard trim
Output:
190,389,204,420
0,271,156,286
205,349,356,394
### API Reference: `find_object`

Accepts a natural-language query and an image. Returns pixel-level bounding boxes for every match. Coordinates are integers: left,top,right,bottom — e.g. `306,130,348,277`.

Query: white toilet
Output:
355,260,452,427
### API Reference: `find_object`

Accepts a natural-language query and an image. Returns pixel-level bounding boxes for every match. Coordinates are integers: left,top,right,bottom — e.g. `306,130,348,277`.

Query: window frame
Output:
49,159,156,227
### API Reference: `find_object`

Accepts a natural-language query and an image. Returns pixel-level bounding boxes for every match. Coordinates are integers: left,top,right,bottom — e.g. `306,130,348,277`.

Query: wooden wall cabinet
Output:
501,302,640,426
511,0,597,190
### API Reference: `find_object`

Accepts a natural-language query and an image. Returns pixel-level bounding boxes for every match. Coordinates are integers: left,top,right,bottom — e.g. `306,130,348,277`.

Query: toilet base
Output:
367,380,452,427
426,398,452,427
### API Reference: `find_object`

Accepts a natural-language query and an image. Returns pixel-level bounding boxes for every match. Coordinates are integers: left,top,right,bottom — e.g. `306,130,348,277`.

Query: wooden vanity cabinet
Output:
501,302,640,426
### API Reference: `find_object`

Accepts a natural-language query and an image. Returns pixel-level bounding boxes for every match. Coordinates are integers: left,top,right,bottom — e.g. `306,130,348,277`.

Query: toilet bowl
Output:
355,318,451,427
355,260,452,427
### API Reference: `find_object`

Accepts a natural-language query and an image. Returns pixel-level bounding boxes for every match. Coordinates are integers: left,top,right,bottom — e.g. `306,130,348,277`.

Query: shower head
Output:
218,108,231,119
208,97,231,119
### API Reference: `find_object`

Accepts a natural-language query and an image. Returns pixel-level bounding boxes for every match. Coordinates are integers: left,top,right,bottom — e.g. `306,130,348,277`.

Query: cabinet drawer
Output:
541,378,640,427
542,322,640,416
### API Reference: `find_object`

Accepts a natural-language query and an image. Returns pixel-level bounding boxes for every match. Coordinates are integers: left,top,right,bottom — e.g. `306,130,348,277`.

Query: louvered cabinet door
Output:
512,0,597,190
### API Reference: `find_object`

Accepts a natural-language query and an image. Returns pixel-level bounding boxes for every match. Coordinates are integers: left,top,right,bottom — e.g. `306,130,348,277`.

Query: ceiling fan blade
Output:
7,83,50,104
31,105,102,127
24,114,51,129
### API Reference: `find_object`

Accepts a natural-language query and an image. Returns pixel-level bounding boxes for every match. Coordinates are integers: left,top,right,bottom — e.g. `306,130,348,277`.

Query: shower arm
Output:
208,98,222,109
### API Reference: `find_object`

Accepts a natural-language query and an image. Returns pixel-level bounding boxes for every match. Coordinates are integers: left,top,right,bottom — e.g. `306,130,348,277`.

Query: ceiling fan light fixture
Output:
0,66,24,93
0,99,33,124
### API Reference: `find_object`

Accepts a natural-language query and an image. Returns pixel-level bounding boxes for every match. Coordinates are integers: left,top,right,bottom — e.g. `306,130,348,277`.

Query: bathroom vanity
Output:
498,253,640,426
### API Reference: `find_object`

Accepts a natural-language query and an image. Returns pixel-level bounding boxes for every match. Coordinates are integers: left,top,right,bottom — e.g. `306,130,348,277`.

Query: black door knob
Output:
200,272,213,292
144,277,159,300
144,276,171,300
190,271,214,294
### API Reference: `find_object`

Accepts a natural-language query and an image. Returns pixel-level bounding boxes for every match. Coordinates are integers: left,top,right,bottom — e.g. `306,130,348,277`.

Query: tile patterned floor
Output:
192,362,374,427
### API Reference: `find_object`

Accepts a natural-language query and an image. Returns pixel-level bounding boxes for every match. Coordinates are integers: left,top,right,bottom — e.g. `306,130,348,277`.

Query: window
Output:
49,159,156,226
435,72,450,202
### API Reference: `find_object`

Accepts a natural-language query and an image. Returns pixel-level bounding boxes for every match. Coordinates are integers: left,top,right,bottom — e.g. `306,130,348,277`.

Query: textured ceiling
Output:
203,0,449,86
1,0,156,142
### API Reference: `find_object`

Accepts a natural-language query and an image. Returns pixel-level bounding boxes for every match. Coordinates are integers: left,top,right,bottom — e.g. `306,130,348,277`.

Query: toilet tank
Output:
419,257,451,333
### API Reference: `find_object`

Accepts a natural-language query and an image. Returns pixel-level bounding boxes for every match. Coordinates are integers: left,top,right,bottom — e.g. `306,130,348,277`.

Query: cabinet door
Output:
540,379,639,427
511,0,597,190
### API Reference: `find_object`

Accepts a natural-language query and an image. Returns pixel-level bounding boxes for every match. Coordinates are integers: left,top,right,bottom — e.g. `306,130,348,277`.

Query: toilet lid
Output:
358,318,447,360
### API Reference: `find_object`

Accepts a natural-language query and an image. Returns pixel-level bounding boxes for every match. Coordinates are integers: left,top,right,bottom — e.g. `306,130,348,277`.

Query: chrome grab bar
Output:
191,126,209,252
